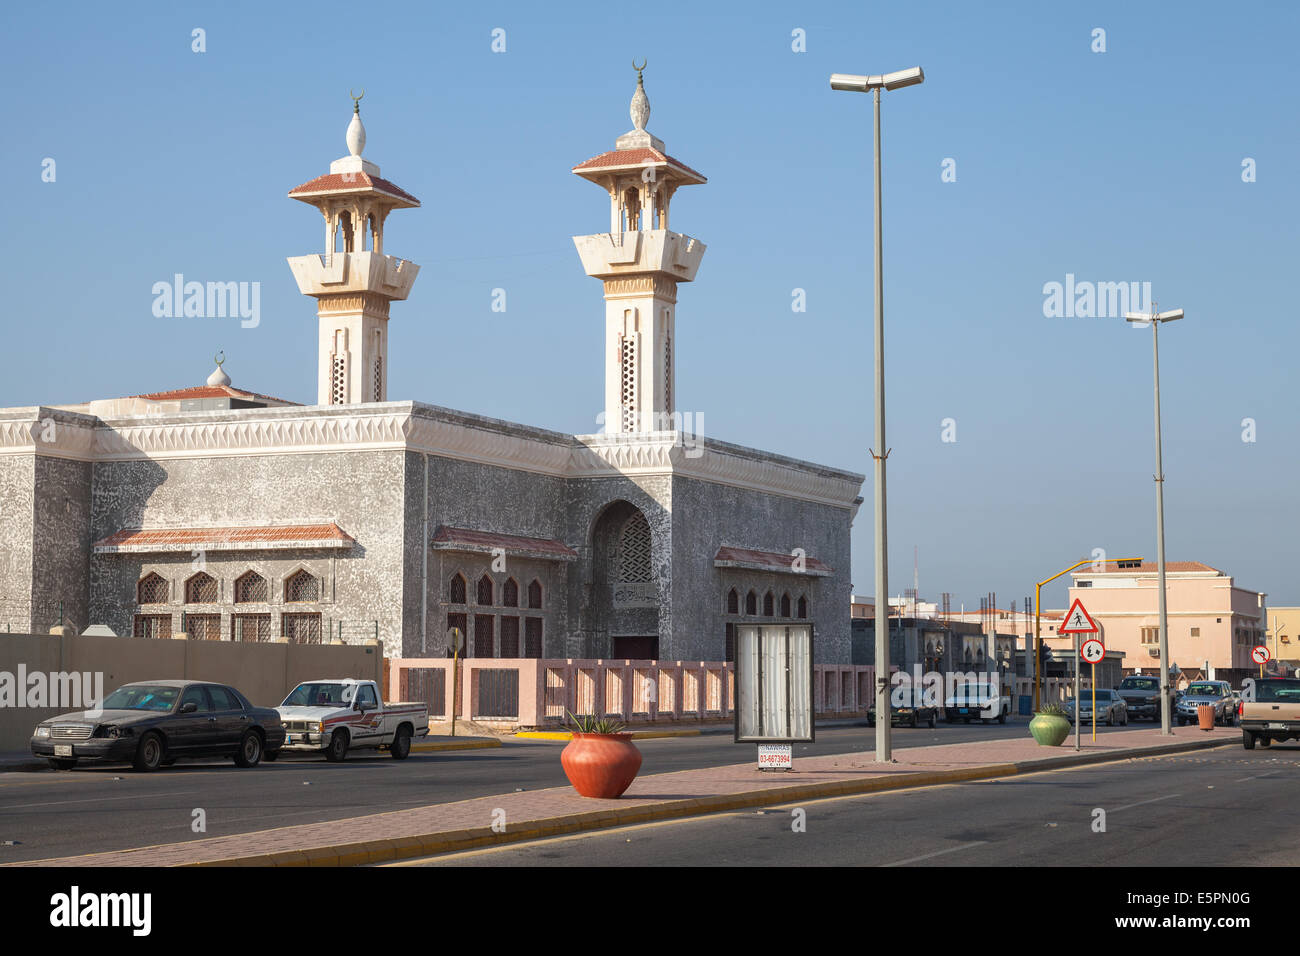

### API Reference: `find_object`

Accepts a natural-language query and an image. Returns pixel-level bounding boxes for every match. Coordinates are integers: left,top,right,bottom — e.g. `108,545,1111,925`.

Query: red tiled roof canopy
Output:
1073,561,1224,575
133,384,298,405
713,546,833,577
572,148,706,184
430,526,578,562
289,172,420,206
94,524,354,555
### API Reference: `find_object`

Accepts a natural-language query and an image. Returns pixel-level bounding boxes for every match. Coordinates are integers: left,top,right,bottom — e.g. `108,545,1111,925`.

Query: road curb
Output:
176,732,1234,867
409,738,501,753
514,730,703,741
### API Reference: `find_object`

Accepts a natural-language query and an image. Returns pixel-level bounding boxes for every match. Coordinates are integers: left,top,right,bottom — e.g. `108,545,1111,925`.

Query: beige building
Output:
1044,562,1267,684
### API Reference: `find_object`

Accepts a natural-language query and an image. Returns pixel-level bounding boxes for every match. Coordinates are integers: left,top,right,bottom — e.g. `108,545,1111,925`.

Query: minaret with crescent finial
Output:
286,93,421,405
572,63,707,433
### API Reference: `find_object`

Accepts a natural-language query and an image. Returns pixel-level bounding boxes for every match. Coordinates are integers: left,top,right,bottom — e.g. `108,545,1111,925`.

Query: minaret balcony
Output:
287,251,420,301
573,228,705,282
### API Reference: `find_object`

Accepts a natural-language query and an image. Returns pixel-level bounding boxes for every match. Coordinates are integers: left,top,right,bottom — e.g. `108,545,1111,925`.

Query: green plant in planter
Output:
566,711,627,735
1029,703,1071,746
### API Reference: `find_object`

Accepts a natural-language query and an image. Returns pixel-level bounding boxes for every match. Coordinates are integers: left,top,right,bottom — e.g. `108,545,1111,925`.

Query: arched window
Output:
616,512,652,583
503,578,519,608
234,571,267,603
449,573,466,604
763,591,774,617
477,574,494,606
727,588,739,614
797,595,808,619
137,573,168,605
780,593,791,618
185,572,218,604
284,569,319,603
528,579,543,610
745,590,757,615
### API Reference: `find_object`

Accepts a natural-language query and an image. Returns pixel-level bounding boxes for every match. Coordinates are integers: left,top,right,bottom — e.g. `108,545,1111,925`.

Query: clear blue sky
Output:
4,1,1297,610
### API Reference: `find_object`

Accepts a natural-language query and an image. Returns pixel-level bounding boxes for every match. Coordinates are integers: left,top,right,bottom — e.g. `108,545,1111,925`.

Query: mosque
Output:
0,73,864,662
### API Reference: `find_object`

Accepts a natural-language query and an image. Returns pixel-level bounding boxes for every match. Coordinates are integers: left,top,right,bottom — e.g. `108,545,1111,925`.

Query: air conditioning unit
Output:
1148,647,1160,657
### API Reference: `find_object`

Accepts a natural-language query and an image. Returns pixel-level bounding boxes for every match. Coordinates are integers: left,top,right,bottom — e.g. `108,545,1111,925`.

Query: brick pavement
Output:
7,724,1238,867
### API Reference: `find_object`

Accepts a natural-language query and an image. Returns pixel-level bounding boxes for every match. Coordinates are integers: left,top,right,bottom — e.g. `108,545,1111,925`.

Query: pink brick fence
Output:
387,658,883,729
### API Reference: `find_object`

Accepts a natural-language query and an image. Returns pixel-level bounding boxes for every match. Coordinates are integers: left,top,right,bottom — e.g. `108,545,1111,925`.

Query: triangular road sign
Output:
1059,598,1099,634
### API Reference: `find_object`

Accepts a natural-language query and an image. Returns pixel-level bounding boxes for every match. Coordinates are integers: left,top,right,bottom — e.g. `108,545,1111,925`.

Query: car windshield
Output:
1256,679,1300,704
1121,678,1158,691
1092,691,1112,701
1186,683,1224,697
282,682,352,707
101,685,181,712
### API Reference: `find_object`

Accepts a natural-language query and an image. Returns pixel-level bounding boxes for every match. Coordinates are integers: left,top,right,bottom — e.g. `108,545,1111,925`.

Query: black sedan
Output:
30,680,285,772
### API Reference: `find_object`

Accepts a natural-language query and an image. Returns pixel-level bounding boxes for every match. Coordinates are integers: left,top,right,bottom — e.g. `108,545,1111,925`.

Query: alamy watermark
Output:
152,274,260,328
1042,274,1151,319
1,666,104,715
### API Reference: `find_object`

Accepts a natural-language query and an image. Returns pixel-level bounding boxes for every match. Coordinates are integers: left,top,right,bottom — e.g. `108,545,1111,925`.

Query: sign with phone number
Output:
757,743,793,770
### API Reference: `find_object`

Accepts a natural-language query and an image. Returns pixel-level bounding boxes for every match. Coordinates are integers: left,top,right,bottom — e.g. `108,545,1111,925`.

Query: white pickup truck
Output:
273,678,429,762
944,681,1012,724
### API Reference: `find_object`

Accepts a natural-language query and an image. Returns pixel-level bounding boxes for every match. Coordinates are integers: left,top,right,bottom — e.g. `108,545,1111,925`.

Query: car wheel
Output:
47,758,77,771
1243,730,1256,750
997,711,1007,725
262,749,279,762
133,732,164,772
1122,713,1128,726
325,729,349,762
928,712,937,729
390,725,412,760
1107,713,1114,726
1260,736,1272,749
234,730,263,768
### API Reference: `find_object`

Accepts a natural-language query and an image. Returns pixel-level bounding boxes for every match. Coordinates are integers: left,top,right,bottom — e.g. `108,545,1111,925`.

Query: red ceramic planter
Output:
561,732,642,798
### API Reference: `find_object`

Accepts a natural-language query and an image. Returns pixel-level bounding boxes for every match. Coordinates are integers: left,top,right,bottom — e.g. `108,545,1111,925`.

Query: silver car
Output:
1064,689,1129,726
1176,680,1235,726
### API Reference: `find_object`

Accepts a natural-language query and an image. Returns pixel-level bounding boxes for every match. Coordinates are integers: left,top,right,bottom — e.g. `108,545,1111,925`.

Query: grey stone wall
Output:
0,455,34,629
32,455,92,632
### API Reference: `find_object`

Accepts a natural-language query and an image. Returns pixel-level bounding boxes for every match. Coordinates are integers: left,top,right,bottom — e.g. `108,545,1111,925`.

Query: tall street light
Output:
830,65,924,762
1125,304,1184,736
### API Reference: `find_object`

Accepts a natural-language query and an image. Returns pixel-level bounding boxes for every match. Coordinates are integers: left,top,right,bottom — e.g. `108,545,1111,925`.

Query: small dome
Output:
207,352,231,387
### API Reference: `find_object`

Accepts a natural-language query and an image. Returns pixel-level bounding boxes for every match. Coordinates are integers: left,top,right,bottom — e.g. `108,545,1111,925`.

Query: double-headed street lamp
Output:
830,65,924,763
1125,304,1184,736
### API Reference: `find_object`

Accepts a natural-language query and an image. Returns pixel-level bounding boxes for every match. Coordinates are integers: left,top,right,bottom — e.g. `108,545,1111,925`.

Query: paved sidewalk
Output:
6,725,1238,867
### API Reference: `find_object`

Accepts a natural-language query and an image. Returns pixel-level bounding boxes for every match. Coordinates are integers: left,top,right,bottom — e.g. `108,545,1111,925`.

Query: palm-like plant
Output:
566,710,627,735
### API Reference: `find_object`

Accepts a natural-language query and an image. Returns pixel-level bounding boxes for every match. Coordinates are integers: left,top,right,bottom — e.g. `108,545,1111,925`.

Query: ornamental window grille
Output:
527,579,543,610
664,328,672,413
500,616,520,657
372,354,383,402
186,614,221,641
797,595,808,619
727,588,739,614
524,616,543,657
233,614,271,642
477,574,494,606
763,591,774,617
133,614,171,639
449,573,466,604
331,354,346,404
185,572,218,604
616,512,652,583
473,614,495,658
781,593,791,618
503,578,519,608
138,573,169,605
284,569,320,603
745,590,757,616
620,336,636,431
282,612,322,645
234,571,267,603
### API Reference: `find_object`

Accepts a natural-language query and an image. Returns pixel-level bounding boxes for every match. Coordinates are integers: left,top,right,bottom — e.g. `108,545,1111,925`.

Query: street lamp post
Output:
1125,305,1184,736
830,66,924,763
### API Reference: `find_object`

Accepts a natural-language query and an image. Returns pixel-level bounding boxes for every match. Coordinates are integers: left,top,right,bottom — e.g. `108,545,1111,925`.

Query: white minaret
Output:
573,64,707,433
287,93,421,405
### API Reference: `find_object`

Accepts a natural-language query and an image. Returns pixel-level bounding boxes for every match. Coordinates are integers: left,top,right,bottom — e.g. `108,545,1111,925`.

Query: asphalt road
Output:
0,718,1110,863
401,741,1300,867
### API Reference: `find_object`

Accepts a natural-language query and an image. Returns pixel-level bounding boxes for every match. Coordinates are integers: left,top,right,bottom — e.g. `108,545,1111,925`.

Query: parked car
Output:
1063,689,1128,726
944,681,1011,724
1116,675,1175,722
1239,677,1300,749
1175,680,1235,726
868,687,938,729
275,678,429,761
30,680,285,772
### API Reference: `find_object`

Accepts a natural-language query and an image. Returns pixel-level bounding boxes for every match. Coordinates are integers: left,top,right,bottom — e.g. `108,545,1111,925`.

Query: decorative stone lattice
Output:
137,573,168,605
331,355,346,404
185,572,218,604
282,612,322,644
620,337,636,431
234,571,267,603
284,569,320,603
616,512,652,583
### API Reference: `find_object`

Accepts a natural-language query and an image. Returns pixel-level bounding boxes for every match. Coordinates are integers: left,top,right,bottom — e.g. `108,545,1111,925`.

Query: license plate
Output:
1267,722,1288,730
54,744,72,756
285,734,293,744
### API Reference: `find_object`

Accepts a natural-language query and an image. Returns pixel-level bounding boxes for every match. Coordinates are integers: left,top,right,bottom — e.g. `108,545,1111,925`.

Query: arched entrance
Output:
589,500,660,660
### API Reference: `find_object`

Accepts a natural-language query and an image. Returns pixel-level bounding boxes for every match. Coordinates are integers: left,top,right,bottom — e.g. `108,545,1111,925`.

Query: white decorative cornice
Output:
0,409,100,461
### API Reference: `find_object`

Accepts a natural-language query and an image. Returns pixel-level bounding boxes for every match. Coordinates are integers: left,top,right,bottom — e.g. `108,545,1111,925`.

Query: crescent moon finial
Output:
349,88,365,113
214,349,225,367
632,59,647,78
